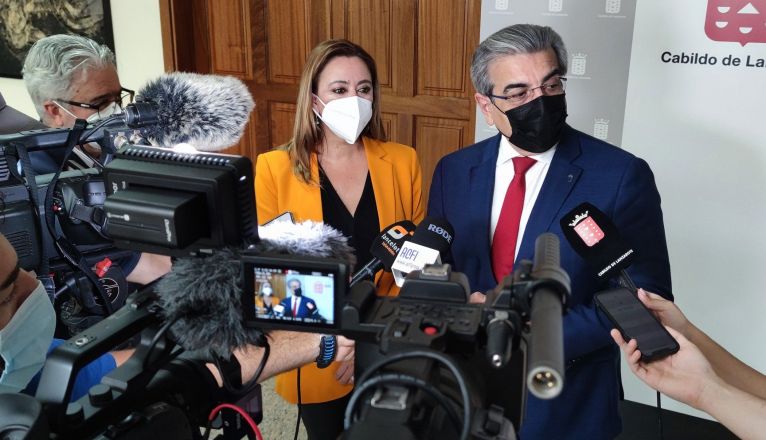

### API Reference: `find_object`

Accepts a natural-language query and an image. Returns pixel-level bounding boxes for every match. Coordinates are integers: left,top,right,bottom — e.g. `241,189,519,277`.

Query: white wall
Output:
0,0,165,118
622,0,766,419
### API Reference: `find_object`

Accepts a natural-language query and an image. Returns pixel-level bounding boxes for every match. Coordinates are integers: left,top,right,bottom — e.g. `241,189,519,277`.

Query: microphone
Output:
350,220,416,288
390,217,454,287
526,232,568,399
156,220,355,356
131,72,255,150
559,202,637,291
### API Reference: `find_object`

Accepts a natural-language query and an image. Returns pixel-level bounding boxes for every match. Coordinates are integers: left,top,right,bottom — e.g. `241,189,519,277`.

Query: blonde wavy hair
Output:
280,39,386,184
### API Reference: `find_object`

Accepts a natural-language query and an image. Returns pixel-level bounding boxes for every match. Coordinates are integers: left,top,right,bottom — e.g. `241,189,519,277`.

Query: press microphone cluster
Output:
390,217,455,287
350,220,416,287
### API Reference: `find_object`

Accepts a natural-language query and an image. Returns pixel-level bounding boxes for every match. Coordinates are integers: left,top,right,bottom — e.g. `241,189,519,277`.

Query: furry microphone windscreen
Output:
137,72,255,151
254,220,357,269
156,247,263,358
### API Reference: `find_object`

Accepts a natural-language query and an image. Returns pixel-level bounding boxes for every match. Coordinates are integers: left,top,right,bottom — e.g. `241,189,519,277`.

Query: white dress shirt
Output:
490,136,557,260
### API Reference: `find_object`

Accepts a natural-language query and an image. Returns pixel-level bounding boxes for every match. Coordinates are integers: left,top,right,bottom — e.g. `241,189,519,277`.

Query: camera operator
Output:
21,34,171,287
612,289,766,440
0,232,131,400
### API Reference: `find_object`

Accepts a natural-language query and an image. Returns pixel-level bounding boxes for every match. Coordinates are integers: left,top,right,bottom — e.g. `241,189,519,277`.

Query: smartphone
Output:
595,287,679,362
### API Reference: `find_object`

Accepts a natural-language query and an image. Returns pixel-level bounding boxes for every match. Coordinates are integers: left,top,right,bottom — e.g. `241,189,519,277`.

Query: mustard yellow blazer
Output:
254,136,425,404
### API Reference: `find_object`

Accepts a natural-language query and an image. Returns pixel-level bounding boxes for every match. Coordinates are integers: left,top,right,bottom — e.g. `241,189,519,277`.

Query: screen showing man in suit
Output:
252,269,334,325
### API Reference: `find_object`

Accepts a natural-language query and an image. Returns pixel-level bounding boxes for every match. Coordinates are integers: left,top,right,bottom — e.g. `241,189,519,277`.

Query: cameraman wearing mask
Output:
0,232,130,400
21,34,170,288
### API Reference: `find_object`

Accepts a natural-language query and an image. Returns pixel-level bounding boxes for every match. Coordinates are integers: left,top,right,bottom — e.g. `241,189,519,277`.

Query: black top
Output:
319,167,379,273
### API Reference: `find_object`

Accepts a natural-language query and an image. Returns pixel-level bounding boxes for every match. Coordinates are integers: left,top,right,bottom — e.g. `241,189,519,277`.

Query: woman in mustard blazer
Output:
255,40,424,439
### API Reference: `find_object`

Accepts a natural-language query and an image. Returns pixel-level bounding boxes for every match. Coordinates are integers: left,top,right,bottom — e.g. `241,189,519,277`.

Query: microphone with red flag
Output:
350,220,416,288
560,202,637,291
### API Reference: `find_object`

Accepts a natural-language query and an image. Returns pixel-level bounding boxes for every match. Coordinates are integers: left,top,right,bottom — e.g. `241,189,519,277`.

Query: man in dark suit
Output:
428,24,672,439
279,278,320,319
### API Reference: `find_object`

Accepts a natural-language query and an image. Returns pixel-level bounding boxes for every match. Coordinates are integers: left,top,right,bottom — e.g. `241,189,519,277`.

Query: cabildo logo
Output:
705,0,766,46
661,0,765,68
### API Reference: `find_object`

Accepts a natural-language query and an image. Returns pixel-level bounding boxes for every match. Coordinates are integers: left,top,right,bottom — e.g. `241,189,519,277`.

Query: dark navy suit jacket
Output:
428,126,672,439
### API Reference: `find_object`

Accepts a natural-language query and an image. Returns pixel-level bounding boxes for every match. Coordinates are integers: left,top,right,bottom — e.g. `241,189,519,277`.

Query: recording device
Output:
0,72,256,335
341,232,569,440
594,287,679,362
390,217,454,287
0,73,267,439
351,220,416,287
560,202,637,291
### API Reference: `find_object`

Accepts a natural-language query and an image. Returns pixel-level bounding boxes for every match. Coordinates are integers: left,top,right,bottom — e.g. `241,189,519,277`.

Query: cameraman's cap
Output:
0,92,45,134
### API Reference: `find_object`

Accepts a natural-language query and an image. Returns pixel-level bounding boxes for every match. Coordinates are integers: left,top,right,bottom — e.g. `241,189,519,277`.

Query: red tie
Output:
292,298,298,317
492,156,537,283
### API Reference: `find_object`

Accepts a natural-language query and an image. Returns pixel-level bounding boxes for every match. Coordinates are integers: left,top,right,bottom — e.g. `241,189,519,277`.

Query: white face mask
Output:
262,286,272,296
0,281,56,393
313,95,373,144
54,101,122,124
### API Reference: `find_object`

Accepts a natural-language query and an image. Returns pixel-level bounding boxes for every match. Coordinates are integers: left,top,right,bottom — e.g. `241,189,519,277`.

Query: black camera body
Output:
337,246,569,440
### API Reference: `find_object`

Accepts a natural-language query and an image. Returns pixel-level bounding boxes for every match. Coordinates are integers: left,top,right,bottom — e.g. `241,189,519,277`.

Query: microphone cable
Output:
294,368,302,440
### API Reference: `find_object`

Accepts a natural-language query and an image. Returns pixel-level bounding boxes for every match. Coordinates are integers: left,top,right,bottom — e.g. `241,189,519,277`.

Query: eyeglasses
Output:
488,77,567,108
56,87,135,113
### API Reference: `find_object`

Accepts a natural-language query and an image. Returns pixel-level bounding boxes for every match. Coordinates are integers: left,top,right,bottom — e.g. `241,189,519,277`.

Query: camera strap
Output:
14,144,56,296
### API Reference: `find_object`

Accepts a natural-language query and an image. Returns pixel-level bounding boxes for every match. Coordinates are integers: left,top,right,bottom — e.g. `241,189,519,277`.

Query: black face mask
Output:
292,287,302,297
504,94,568,153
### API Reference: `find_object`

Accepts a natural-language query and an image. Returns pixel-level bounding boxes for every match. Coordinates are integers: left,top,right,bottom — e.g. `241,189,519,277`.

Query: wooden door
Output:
160,0,481,202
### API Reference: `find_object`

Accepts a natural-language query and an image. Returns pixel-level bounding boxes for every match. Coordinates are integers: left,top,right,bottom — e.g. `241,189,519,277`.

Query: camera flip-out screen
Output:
241,254,347,333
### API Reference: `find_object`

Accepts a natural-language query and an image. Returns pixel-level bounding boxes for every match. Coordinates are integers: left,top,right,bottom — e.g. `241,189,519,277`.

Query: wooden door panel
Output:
266,0,312,84
417,0,477,98
269,102,298,148
415,115,470,202
208,0,253,78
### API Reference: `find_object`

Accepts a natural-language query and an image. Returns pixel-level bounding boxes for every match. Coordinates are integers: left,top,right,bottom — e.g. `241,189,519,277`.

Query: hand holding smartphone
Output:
595,287,679,362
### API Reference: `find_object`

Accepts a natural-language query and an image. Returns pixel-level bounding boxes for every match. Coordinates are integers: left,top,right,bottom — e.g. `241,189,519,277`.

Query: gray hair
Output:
22,34,116,118
470,24,568,96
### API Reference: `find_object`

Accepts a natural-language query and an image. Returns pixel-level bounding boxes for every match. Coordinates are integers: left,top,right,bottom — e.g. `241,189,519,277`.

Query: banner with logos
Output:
478,0,766,420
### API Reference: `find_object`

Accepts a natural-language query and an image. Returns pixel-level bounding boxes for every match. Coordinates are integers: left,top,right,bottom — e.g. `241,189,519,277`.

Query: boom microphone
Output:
390,217,454,287
350,220,416,288
133,72,255,150
156,220,355,356
560,202,637,291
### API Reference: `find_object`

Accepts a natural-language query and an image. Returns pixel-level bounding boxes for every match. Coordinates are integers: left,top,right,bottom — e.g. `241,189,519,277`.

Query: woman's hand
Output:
637,289,691,337
611,326,719,409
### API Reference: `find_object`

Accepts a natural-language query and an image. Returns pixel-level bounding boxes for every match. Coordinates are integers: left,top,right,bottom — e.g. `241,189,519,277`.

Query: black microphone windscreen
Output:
157,247,262,357
136,72,255,151
560,202,634,279
409,217,454,254
368,220,416,270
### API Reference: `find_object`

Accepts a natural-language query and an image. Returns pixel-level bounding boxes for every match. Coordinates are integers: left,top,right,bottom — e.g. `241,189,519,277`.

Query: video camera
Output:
0,104,182,335
0,116,265,439
0,114,569,439
239,233,569,440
